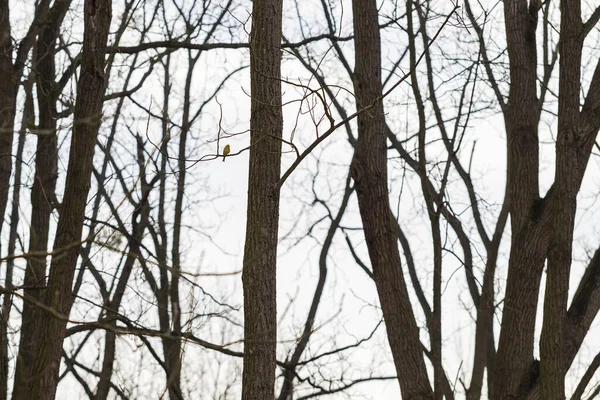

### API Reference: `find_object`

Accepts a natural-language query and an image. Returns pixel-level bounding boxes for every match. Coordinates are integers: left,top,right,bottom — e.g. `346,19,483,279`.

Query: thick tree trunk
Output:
495,1,600,399
539,2,583,399
349,0,432,398
241,0,283,397
494,1,545,397
14,1,112,398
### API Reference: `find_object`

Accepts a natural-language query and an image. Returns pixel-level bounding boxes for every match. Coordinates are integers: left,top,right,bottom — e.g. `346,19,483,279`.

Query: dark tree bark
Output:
493,0,545,397
0,79,31,400
406,2,443,398
0,0,19,237
94,53,143,400
161,48,201,400
494,1,600,399
241,0,283,397
13,1,69,392
13,0,112,398
0,0,52,241
1,2,61,393
94,197,151,400
539,1,583,399
145,53,184,400
349,0,433,398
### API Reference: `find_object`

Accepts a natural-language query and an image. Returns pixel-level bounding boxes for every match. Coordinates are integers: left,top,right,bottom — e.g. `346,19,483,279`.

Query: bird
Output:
223,144,230,162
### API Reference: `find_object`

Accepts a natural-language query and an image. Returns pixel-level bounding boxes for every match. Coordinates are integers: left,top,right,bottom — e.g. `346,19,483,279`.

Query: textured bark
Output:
0,0,51,241
241,0,283,397
539,1,582,398
14,0,112,398
13,2,69,392
0,0,18,240
0,2,15,391
350,0,432,398
494,0,545,397
2,2,54,395
564,249,600,370
495,1,600,398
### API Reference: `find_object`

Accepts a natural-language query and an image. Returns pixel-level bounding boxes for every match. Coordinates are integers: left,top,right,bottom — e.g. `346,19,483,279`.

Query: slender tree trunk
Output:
0,79,31,400
349,0,432,397
14,2,69,392
0,0,51,244
468,247,500,400
95,221,148,400
152,54,183,400
162,50,200,400
94,168,152,399
0,0,18,239
15,1,112,398
406,2,444,398
241,0,283,397
94,48,147,400
278,176,353,400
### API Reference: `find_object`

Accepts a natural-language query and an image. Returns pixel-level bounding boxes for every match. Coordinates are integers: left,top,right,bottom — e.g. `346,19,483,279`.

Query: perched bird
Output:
223,144,230,162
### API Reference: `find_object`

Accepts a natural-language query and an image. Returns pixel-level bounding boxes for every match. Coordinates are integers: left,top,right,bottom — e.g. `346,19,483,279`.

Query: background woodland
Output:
1,0,600,399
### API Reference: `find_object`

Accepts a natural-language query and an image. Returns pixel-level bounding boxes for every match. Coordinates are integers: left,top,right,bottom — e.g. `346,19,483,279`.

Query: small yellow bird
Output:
222,144,230,162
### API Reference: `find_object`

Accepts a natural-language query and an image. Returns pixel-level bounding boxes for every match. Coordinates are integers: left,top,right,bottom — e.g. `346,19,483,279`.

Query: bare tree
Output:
14,0,112,398
494,1,600,398
349,0,433,398
14,1,70,388
0,78,32,400
2,0,399,398
283,0,600,399
0,0,53,237
1,0,599,399
0,3,56,390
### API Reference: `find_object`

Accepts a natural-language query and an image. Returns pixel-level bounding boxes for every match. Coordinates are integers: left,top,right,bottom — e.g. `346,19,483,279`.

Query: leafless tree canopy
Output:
1,0,600,399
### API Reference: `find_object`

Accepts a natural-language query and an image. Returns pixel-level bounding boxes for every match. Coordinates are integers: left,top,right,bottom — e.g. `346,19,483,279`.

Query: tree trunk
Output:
0,79,31,400
0,0,18,243
539,1,583,398
14,0,112,398
0,0,52,245
13,2,69,392
349,0,433,398
494,1,545,397
495,1,600,399
241,0,283,397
